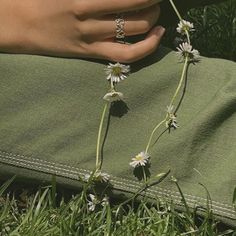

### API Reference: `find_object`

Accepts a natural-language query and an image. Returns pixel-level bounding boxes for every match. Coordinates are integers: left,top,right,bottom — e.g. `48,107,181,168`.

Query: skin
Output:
0,0,165,63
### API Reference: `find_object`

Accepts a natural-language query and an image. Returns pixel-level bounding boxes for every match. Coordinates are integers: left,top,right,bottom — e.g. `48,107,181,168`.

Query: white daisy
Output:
103,91,124,102
84,173,91,182
84,171,110,183
130,151,150,168
165,105,179,129
105,62,130,83
177,42,192,52
87,194,109,211
94,171,110,183
176,20,194,35
101,196,109,207
166,114,179,129
87,194,97,211
176,42,200,61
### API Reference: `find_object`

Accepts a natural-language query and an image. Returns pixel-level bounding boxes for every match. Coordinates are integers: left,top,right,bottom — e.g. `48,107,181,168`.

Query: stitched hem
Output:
0,150,235,220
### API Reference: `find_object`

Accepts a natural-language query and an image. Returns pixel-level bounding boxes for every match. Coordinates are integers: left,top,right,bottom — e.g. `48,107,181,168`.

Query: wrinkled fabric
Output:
0,46,235,225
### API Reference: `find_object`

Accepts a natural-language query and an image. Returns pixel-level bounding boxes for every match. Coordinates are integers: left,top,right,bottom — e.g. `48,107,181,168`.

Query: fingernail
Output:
156,26,166,36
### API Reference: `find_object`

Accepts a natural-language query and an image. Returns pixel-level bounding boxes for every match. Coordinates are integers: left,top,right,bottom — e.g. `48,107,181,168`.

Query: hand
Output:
0,0,165,63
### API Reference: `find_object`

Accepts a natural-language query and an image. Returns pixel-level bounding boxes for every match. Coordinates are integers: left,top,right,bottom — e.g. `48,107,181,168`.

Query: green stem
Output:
142,166,147,183
143,1,191,161
110,78,114,90
145,119,167,153
169,0,182,21
96,103,108,169
169,0,191,44
145,57,188,154
169,56,189,107
185,31,191,44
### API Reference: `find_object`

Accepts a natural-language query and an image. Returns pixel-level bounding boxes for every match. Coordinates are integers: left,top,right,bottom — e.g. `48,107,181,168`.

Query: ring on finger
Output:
115,14,125,43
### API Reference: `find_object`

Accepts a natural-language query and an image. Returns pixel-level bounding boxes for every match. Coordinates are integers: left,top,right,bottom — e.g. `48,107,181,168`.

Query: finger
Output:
81,5,160,41
76,0,162,17
87,26,165,63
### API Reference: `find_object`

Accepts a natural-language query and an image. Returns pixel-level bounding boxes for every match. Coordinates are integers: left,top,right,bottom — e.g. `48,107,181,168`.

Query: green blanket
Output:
0,46,235,225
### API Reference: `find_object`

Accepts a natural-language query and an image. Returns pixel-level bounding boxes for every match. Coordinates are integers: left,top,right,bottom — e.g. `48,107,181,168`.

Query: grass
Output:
163,0,236,61
0,177,235,235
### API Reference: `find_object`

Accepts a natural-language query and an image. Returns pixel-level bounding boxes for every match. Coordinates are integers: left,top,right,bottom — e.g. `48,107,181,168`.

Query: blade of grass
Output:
0,176,15,196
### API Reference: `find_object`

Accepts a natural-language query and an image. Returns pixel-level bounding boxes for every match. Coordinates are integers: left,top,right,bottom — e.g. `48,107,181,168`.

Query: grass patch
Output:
163,0,236,61
0,177,235,235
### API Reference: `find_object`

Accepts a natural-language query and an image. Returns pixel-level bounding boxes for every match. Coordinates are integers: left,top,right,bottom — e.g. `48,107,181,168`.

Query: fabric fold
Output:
0,49,235,226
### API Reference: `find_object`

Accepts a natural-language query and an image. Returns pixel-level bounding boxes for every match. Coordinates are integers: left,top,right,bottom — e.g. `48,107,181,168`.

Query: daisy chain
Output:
166,105,174,114
130,151,150,168
87,194,97,211
176,20,195,35
105,62,130,83
166,105,179,129
103,91,124,102
84,171,110,183
166,114,179,129
87,194,109,211
176,42,200,61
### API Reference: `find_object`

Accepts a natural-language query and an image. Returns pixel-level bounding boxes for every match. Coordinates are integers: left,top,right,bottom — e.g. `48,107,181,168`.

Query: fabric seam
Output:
0,150,235,219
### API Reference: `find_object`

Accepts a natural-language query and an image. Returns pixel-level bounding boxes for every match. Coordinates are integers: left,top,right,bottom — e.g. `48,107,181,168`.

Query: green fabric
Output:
0,47,235,225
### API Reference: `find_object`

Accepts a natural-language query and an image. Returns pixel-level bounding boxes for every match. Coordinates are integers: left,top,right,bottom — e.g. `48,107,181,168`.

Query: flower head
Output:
130,151,150,168
176,20,194,35
103,91,124,102
166,115,179,129
94,171,110,182
105,62,130,83
87,194,98,211
84,171,110,183
165,106,179,129
101,196,109,207
166,105,179,129
176,42,200,61
87,194,109,211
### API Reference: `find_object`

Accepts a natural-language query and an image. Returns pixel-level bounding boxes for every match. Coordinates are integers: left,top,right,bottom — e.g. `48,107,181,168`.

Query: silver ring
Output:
115,15,125,42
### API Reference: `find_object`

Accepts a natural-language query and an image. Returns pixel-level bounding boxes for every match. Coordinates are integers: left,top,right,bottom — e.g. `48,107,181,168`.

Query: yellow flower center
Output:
183,25,190,32
111,93,118,97
135,155,143,161
112,67,122,76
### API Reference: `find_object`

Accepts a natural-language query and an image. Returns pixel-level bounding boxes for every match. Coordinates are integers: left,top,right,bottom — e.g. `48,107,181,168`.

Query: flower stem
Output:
169,0,191,44
142,166,147,183
169,0,182,21
145,56,188,154
110,78,114,90
145,118,167,153
96,103,108,169
169,56,189,107
185,31,191,44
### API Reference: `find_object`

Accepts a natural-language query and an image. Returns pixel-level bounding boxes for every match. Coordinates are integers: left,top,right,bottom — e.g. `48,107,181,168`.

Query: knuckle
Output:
77,22,88,37
138,5,160,33
73,41,90,56
75,21,93,41
73,1,89,18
